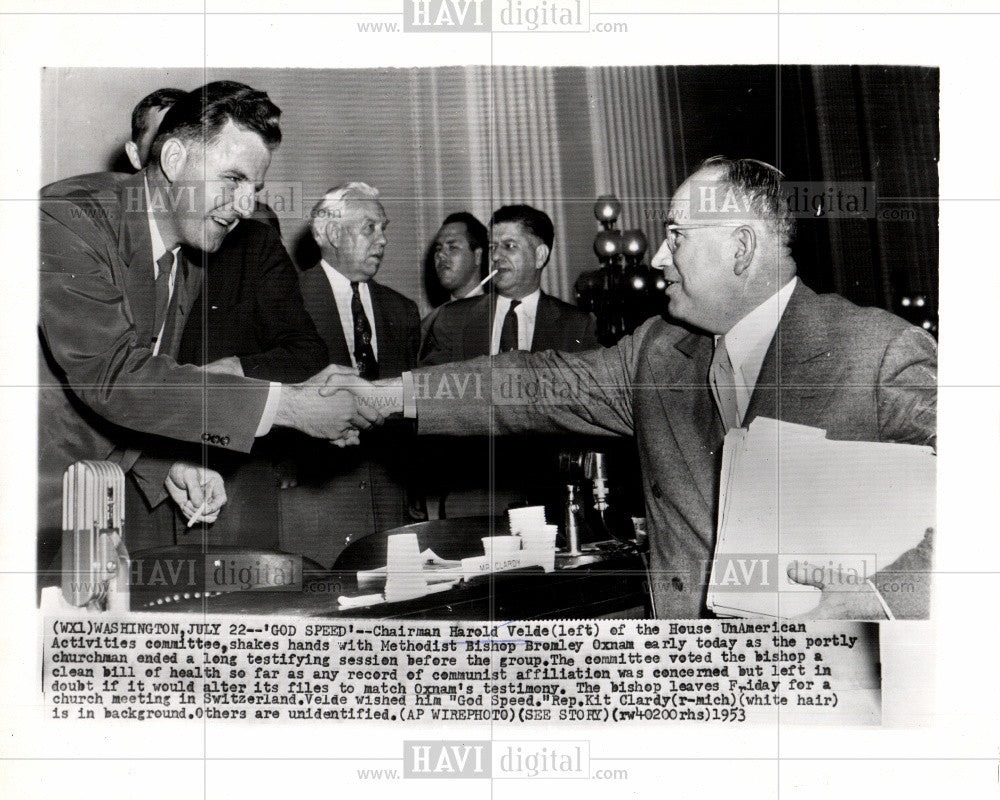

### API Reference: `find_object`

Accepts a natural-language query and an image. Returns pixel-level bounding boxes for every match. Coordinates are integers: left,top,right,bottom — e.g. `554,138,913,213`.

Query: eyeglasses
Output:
663,222,742,254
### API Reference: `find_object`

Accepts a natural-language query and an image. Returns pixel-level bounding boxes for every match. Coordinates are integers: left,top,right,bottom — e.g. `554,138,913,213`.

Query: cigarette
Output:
473,269,499,292
187,500,208,528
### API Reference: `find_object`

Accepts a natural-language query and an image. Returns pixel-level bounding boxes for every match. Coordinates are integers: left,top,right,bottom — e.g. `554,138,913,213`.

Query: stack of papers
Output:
708,417,935,618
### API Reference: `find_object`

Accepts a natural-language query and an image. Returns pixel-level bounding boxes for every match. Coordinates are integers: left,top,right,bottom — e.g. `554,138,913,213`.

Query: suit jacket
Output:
279,265,421,567
413,283,937,618
419,290,598,364
177,215,327,384
38,171,271,539
417,291,601,518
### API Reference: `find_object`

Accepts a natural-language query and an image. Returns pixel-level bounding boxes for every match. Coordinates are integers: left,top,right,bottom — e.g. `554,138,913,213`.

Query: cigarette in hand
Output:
187,500,208,528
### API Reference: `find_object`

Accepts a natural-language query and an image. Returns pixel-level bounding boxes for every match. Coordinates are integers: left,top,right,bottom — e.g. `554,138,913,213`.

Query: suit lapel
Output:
464,293,494,360
745,283,838,427
306,266,352,365
118,172,156,346
530,292,554,352
643,328,721,510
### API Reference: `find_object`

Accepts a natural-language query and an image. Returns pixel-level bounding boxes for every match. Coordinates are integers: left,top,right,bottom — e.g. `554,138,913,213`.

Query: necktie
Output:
498,299,521,353
153,250,175,338
351,282,379,380
710,336,741,431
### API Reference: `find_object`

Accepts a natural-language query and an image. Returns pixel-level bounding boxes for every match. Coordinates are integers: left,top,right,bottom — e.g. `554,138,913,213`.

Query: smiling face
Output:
159,119,272,253
490,221,546,300
332,199,389,282
650,168,744,334
433,222,482,295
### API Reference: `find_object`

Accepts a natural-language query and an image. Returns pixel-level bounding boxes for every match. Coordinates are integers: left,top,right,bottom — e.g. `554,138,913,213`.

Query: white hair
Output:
310,181,380,239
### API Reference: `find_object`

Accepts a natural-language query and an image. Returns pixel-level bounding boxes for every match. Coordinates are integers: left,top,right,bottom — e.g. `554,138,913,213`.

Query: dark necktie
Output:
153,250,175,341
351,282,379,379
498,299,521,353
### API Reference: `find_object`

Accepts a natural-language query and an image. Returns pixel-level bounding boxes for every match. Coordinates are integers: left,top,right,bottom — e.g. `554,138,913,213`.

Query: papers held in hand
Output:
707,417,935,618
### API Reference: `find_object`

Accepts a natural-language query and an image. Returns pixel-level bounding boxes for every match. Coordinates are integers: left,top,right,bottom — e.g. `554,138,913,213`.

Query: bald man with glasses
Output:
343,156,937,620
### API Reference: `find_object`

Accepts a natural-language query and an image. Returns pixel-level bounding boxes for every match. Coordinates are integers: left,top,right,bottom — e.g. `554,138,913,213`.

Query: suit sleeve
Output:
870,325,937,617
876,325,937,448
39,194,269,454
240,226,329,383
414,328,641,439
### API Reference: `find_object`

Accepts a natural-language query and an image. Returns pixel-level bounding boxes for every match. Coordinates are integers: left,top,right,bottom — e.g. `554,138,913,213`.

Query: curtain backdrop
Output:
41,66,938,316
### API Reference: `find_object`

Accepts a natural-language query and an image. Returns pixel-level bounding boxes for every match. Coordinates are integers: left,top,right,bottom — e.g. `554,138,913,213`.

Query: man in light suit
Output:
39,82,375,560
344,157,936,619
280,182,421,567
419,204,599,518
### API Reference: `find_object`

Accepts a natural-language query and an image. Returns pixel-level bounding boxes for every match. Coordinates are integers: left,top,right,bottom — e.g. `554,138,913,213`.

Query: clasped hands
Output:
276,364,401,447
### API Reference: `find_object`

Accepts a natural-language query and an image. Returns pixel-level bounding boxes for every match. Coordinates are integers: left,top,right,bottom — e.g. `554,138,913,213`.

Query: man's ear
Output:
124,141,143,172
733,225,756,276
158,137,188,183
473,246,484,269
534,244,550,270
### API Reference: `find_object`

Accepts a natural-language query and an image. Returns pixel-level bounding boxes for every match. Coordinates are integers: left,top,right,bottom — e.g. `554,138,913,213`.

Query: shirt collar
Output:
320,258,358,292
496,288,541,317
145,175,170,265
719,277,797,373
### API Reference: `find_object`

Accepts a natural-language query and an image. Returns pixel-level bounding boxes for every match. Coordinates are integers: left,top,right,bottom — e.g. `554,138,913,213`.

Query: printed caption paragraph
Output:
44,617,881,724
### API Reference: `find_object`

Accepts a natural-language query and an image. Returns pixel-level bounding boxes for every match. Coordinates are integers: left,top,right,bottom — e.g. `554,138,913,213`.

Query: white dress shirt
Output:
320,259,379,364
490,289,541,354
716,277,798,424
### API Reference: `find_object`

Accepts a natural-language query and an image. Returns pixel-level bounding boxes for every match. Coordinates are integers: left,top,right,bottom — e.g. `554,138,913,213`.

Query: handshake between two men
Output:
169,364,401,527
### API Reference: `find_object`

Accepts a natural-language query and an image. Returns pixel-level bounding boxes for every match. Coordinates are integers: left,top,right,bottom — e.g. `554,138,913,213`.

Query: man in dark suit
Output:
420,204,597,364
280,182,421,567
419,211,490,341
419,204,599,518
39,82,375,560
347,158,936,619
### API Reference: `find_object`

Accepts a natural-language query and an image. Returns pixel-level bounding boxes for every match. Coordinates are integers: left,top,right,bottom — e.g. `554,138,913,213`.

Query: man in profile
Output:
345,158,936,619
281,182,421,567
39,81,373,559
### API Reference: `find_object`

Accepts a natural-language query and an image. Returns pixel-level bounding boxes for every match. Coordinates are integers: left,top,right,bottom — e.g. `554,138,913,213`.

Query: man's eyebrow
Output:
223,169,264,193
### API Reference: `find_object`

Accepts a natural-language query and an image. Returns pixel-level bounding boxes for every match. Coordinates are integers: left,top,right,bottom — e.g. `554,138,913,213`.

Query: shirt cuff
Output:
402,372,416,419
254,382,282,436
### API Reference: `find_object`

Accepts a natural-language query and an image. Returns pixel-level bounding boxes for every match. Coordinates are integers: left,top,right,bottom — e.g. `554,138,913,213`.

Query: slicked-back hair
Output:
491,204,555,252
151,81,281,161
310,182,381,239
130,88,187,143
698,156,796,244
441,211,489,278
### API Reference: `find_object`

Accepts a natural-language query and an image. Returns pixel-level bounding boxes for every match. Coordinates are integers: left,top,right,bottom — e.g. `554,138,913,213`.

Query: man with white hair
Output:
280,182,422,567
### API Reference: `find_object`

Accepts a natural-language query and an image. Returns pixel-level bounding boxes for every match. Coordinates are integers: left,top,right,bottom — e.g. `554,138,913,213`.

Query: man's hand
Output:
202,356,244,377
165,462,227,524
319,373,405,418
274,364,384,445
787,561,887,620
